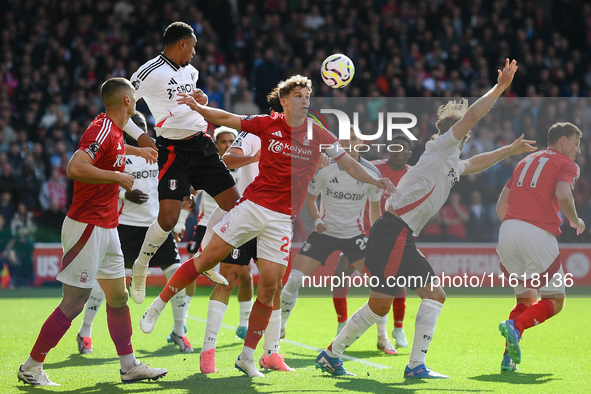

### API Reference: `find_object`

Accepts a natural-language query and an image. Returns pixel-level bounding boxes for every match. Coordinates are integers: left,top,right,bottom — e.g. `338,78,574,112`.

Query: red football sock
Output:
392,291,407,328
159,260,198,302
333,297,348,323
107,304,133,355
30,307,72,362
244,299,273,350
513,299,555,334
504,303,528,353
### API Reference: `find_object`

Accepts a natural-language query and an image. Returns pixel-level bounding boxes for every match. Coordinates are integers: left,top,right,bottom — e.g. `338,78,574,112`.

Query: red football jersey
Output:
504,149,580,236
67,114,126,228
362,161,410,231
240,113,344,216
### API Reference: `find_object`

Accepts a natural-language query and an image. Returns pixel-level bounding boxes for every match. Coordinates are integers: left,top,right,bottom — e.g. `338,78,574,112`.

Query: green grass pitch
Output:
1,286,590,393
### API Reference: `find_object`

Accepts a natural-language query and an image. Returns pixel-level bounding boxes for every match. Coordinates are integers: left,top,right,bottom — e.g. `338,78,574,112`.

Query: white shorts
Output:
56,217,125,289
213,199,291,266
497,219,565,295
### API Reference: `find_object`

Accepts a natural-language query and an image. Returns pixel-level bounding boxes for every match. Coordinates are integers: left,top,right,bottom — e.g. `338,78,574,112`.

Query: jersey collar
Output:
160,53,180,71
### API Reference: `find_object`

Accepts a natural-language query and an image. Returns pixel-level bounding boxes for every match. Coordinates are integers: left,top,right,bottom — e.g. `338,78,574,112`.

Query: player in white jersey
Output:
124,21,239,303
316,59,535,378
76,113,196,353
281,130,398,354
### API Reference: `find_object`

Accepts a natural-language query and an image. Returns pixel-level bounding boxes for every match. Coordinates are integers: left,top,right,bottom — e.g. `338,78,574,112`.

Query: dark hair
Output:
266,87,283,114
163,22,194,46
391,133,413,148
100,78,132,108
547,122,582,146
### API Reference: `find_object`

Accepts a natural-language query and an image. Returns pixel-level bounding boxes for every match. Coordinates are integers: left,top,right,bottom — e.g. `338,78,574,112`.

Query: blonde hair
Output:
432,98,469,139
277,75,313,99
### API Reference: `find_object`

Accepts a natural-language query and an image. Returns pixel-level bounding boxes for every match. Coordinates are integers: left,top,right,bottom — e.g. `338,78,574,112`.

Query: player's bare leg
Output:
236,259,286,377
140,234,234,334
260,282,295,371
200,262,243,373
280,254,322,338
236,264,254,339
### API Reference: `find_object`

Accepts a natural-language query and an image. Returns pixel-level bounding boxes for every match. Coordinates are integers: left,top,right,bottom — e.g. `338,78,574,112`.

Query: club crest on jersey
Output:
85,142,100,159
80,269,88,283
191,72,196,81
169,179,178,190
231,249,241,259
303,133,310,146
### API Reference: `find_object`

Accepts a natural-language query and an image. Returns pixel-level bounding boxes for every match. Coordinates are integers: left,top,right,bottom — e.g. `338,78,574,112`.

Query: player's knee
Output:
285,269,305,294
549,297,565,315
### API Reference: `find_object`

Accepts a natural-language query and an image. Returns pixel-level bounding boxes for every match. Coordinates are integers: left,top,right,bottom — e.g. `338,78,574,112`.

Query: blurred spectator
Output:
465,190,493,242
232,89,261,115
440,192,469,242
13,158,41,211
8,226,35,287
36,198,66,243
38,167,68,212
10,202,35,237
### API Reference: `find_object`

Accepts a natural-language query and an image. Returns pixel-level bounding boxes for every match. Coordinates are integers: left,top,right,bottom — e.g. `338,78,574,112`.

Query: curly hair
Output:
276,75,313,99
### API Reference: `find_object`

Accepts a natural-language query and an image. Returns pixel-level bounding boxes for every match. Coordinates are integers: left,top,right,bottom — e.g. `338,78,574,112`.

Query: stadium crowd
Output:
1,0,591,286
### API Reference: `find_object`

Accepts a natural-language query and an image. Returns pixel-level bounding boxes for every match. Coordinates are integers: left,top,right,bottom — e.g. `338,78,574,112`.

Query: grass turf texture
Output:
1,286,590,393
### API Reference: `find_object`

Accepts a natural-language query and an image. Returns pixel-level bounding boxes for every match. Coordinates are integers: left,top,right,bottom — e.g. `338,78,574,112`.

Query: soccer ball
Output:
321,54,355,89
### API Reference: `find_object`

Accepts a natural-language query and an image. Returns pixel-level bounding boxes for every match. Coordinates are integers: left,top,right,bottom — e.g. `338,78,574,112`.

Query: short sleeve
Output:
130,69,156,101
240,115,271,137
307,170,324,196
430,128,462,157
557,161,580,190
232,132,261,156
79,126,110,163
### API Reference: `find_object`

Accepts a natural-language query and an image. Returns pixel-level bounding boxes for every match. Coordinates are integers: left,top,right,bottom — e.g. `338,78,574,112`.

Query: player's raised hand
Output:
136,146,158,164
176,92,200,111
571,218,586,236
497,58,518,90
375,178,396,193
126,189,149,204
189,88,208,105
116,172,135,192
316,221,328,234
508,134,537,156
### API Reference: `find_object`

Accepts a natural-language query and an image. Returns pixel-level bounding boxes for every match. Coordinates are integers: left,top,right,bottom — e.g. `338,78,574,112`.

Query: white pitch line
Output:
187,315,390,370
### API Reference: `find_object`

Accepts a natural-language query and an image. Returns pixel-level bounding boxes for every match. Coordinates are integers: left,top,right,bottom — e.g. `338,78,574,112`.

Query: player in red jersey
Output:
139,75,395,377
331,133,413,348
17,78,167,386
496,122,584,372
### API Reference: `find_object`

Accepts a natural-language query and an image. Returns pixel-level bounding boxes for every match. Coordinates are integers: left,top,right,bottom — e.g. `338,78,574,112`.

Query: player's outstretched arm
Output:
67,150,135,191
461,134,536,175
222,147,260,169
555,181,586,235
176,92,242,130
453,59,518,141
335,153,395,193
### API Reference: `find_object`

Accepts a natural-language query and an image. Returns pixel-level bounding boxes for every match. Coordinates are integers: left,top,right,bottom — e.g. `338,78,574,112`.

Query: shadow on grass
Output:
470,372,555,385
14,377,175,393
333,377,490,393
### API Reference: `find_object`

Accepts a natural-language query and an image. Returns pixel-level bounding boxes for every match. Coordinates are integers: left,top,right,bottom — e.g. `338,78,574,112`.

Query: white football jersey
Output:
309,157,381,238
118,155,159,226
130,54,207,139
230,132,261,194
386,129,466,236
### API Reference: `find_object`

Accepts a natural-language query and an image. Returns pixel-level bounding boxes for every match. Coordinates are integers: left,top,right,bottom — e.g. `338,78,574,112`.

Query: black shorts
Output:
157,134,235,201
299,231,368,264
117,224,180,269
222,237,257,266
364,212,435,295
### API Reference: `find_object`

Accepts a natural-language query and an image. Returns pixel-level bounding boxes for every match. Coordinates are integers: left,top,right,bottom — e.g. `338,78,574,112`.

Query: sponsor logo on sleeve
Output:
132,80,140,90
85,142,100,159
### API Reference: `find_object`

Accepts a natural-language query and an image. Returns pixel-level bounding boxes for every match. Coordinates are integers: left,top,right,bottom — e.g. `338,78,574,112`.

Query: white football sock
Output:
79,281,105,337
119,353,137,372
408,299,443,369
185,295,193,319
163,264,187,336
281,269,305,328
240,346,255,361
202,300,227,352
327,303,381,358
238,300,253,327
21,356,43,371
263,309,281,355
376,314,388,339
137,220,169,268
